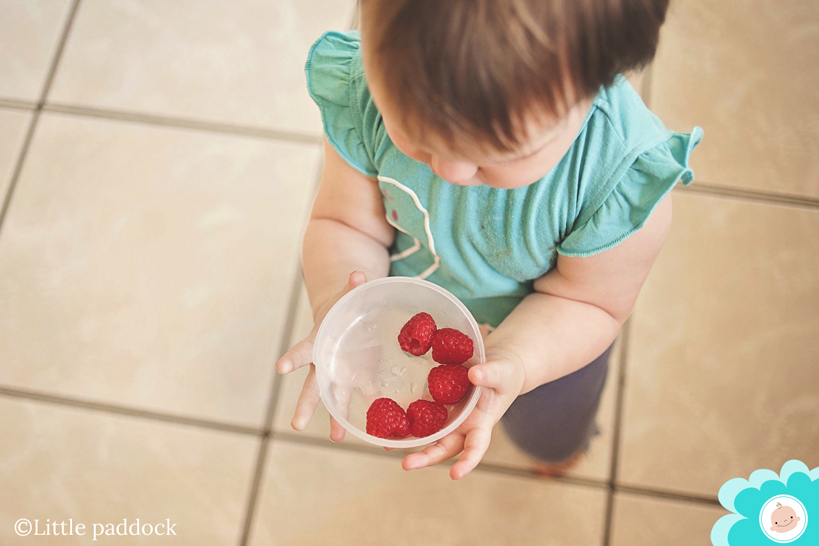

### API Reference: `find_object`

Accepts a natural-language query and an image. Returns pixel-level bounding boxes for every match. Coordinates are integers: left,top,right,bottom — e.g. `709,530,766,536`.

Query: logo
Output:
712,460,818,545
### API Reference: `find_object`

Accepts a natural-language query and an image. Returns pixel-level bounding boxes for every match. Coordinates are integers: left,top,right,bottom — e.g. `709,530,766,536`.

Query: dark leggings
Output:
500,343,613,463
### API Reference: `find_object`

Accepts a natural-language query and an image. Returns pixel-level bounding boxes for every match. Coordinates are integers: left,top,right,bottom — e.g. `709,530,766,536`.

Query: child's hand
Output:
275,271,368,442
401,349,526,479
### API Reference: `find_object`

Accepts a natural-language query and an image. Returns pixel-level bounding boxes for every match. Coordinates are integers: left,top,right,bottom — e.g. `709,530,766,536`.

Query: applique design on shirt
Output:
379,175,440,280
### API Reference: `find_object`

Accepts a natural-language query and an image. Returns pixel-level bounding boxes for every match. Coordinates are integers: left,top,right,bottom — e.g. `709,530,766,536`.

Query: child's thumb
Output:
468,360,519,393
345,271,367,292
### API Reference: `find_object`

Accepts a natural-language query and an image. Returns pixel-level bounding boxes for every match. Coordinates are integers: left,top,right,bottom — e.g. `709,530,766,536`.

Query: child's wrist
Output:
483,345,528,396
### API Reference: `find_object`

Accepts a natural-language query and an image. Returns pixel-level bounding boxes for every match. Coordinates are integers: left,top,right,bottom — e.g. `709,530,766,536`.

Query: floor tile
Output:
0,113,319,427
0,0,72,102
609,492,727,546
650,0,819,198
248,441,608,546
49,0,357,134
0,108,32,199
618,192,819,496
0,397,258,545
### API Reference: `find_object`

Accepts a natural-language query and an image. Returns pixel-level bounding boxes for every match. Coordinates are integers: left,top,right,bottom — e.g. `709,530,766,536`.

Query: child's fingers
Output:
276,336,315,375
325,271,367,317
329,415,346,442
277,271,366,376
450,427,491,480
402,433,464,471
346,270,367,291
291,365,320,431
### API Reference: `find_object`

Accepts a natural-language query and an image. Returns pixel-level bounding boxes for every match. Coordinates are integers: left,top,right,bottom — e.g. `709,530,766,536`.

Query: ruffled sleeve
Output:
558,127,704,257
305,31,378,177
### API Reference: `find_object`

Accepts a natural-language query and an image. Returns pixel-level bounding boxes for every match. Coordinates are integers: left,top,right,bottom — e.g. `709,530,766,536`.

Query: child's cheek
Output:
400,146,430,165
389,133,430,164
405,149,431,164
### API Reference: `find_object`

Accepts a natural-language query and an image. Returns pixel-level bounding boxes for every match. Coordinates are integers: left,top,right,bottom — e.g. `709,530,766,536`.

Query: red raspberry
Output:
407,400,448,437
431,328,474,365
427,364,473,405
398,312,437,356
366,398,411,439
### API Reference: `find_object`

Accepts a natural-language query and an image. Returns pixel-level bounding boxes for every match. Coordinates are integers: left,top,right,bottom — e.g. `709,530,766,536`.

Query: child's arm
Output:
302,137,394,314
490,195,673,393
403,195,673,479
276,137,394,439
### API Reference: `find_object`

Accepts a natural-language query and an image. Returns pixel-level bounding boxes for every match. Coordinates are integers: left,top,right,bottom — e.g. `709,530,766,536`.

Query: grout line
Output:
43,101,819,211
478,462,611,491
32,109,819,213
610,323,631,483
275,430,449,466
237,272,304,546
237,433,271,546
602,320,633,546
645,58,815,211
676,182,819,210
615,483,720,506
273,431,723,507
0,385,262,437
263,151,323,434
238,149,325,545
262,268,305,433
261,150,323,435
644,56,807,210
0,110,40,233
0,99,38,111
276,430,609,492
643,60,817,212
38,0,82,105
275,430,411,462
42,103,323,145
0,0,81,237
236,271,303,544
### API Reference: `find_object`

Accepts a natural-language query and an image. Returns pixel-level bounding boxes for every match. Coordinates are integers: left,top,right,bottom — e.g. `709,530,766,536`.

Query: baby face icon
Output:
770,502,801,533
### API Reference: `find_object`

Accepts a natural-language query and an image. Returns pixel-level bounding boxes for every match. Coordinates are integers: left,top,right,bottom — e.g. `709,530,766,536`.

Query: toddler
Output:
276,0,702,479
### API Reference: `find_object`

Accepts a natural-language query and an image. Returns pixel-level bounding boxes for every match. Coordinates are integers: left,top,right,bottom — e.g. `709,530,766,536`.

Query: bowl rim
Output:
312,276,484,448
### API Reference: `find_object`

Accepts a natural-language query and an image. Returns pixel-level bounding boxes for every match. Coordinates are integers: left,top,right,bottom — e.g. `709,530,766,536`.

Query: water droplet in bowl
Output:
391,366,406,376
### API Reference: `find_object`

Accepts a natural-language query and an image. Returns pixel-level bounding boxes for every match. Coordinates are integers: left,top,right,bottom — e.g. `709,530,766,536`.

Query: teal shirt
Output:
306,31,703,328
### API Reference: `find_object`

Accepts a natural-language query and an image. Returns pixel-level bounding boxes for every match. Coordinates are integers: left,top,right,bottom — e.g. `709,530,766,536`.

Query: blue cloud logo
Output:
712,460,819,545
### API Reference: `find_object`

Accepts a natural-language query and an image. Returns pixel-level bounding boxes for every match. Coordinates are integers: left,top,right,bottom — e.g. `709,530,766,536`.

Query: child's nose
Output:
430,157,479,185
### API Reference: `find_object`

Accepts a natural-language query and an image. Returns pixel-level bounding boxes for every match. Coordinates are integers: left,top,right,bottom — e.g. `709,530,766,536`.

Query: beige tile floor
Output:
0,1,817,545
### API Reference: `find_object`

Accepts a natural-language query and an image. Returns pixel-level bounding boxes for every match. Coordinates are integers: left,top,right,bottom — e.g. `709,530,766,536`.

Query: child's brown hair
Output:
361,0,669,153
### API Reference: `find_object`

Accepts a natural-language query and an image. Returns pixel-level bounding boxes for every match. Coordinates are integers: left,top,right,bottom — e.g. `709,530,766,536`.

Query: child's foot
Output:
532,450,584,477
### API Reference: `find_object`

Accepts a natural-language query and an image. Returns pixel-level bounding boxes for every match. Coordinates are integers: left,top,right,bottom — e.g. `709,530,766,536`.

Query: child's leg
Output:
499,343,614,464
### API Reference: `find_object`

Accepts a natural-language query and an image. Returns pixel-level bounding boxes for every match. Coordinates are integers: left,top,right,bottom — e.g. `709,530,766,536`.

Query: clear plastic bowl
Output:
313,276,484,448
